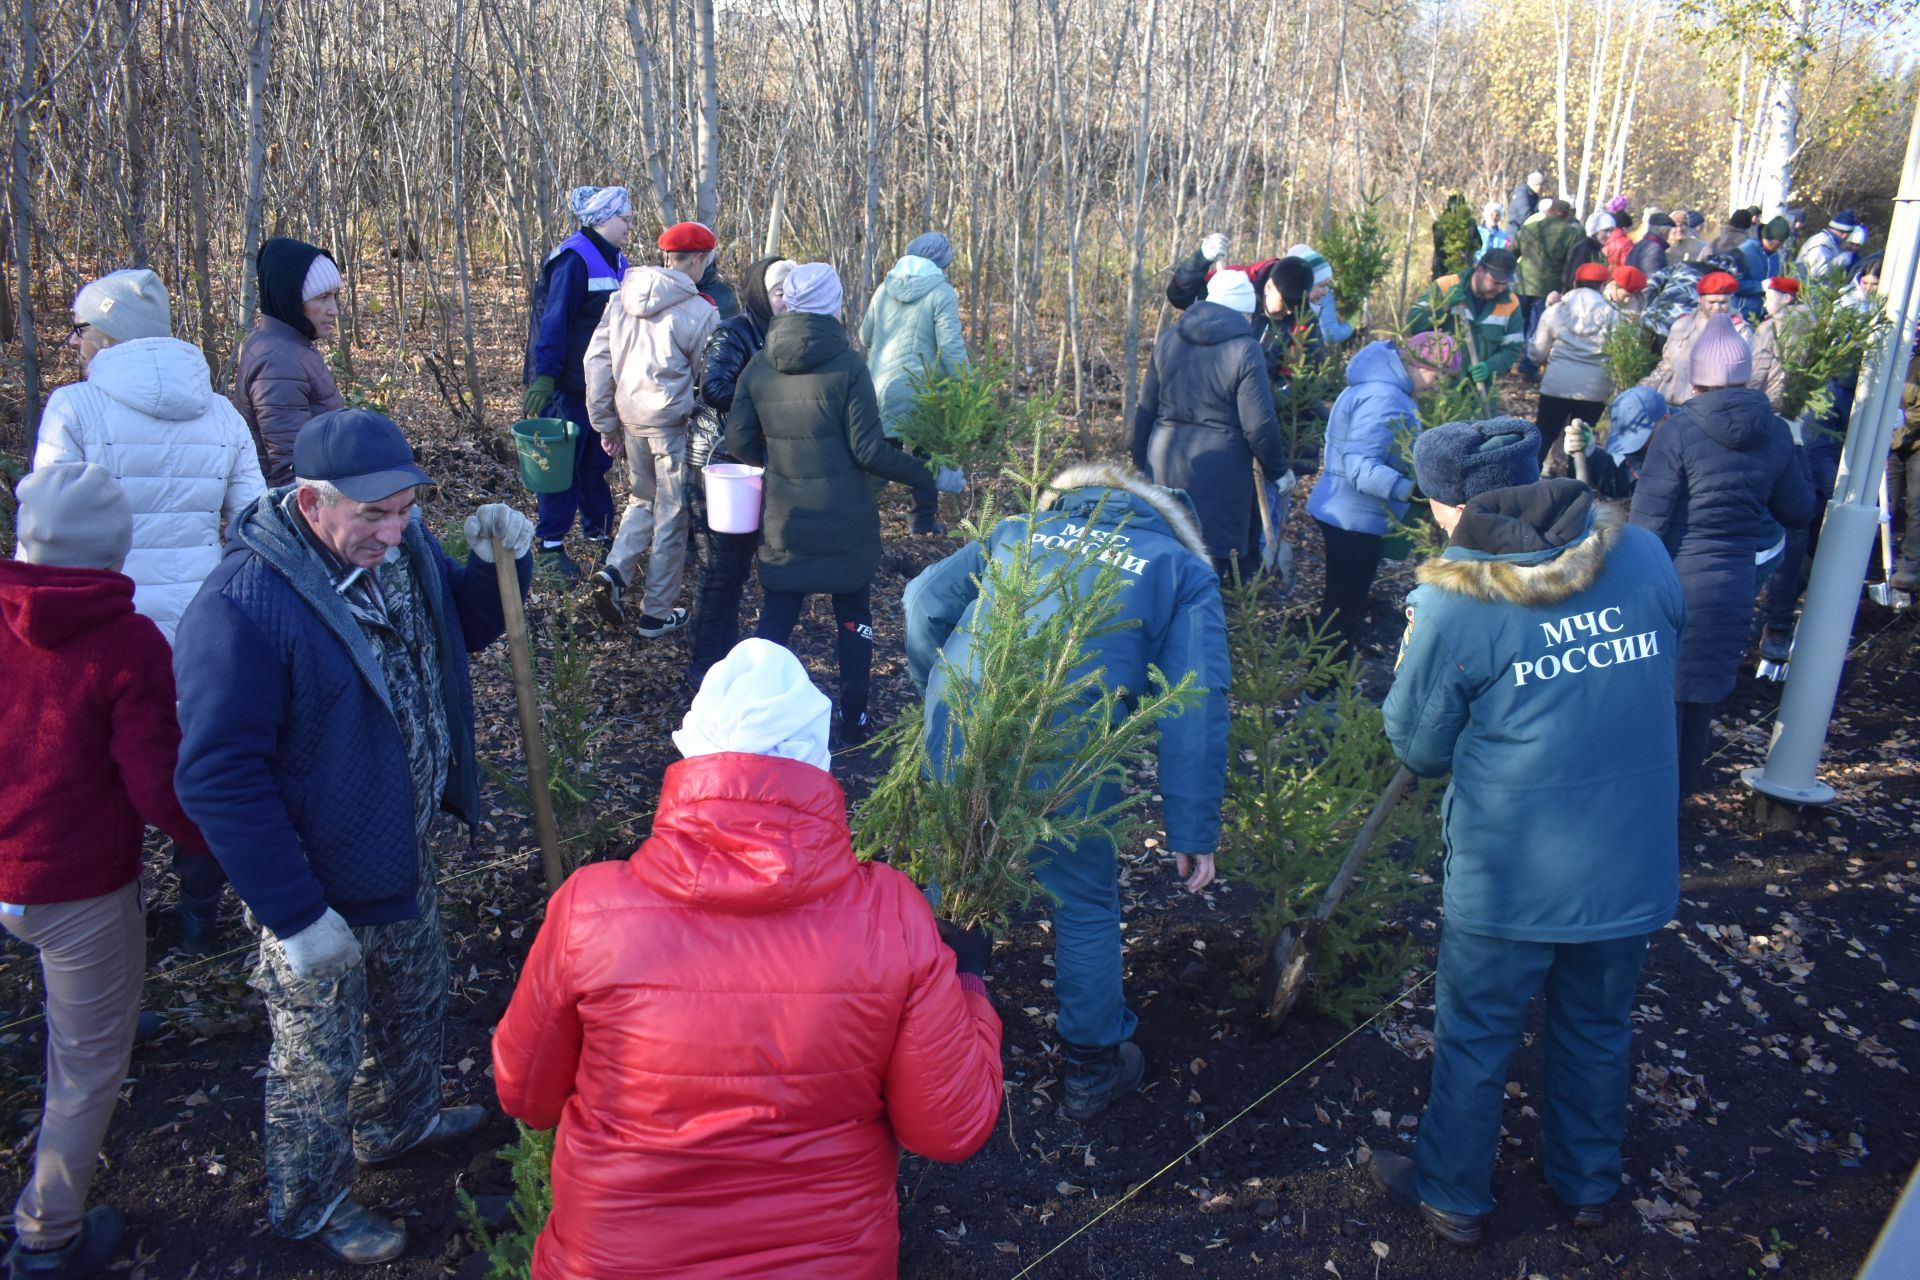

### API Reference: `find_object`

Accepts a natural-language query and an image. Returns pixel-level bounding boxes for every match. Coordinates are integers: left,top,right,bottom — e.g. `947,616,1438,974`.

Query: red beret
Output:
1767,276,1800,295
1611,265,1648,294
658,221,717,252
1696,271,1740,296
1574,262,1611,284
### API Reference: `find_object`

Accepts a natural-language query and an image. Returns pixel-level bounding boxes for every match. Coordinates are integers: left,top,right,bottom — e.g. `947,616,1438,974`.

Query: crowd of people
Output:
0,169,1909,1278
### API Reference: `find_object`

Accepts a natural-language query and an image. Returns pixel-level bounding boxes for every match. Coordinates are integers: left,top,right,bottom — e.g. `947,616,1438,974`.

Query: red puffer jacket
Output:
492,752,1004,1280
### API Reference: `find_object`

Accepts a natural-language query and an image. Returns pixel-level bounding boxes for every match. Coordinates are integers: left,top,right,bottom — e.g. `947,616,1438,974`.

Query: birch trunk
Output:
12,0,40,448
623,0,677,224
1759,0,1812,213
692,0,719,227
450,0,485,425
1121,0,1162,434
236,0,273,375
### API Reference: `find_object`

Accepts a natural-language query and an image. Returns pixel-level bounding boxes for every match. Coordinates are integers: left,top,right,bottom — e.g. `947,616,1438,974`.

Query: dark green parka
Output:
725,311,934,595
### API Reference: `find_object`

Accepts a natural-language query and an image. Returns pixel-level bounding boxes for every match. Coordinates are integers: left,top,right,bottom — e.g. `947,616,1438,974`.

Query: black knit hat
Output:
1730,209,1755,230
1270,256,1316,310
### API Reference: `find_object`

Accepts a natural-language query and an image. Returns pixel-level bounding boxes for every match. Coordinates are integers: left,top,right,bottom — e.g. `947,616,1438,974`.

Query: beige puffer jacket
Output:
583,266,720,436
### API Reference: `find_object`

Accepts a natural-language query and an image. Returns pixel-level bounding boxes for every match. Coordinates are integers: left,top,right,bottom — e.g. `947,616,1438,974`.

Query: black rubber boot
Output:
174,856,226,954
911,484,946,536
1063,1041,1144,1121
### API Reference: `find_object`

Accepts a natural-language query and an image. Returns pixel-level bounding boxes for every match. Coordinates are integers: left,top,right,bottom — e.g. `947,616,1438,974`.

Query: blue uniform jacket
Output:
173,491,530,937
1384,483,1685,942
525,230,628,393
902,463,1230,855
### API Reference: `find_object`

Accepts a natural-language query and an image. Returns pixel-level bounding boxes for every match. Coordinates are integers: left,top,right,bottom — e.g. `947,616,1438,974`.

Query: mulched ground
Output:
3,361,1916,1280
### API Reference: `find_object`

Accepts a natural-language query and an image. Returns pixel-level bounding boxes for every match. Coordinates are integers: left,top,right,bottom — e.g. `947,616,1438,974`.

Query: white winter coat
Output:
31,337,266,642
1528,286,1626,405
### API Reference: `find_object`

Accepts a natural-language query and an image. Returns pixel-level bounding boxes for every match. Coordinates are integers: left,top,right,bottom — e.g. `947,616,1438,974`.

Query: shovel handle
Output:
1314,766,1418,925
492,537,566,896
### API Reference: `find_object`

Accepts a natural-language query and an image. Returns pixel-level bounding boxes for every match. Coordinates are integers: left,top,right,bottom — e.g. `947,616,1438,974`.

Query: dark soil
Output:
4,370,1917,1280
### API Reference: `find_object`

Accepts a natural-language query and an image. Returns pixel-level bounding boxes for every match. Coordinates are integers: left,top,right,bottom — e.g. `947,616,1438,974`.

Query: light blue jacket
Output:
859,255,969,439
1305,341,1419,536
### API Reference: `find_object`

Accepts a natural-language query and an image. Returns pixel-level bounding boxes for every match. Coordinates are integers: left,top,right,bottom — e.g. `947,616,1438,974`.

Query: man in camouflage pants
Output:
174,409,533,1265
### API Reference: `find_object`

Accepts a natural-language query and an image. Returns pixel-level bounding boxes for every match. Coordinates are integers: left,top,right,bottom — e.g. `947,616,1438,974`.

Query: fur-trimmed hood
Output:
1040,460,1211,561
1417,487,1626,608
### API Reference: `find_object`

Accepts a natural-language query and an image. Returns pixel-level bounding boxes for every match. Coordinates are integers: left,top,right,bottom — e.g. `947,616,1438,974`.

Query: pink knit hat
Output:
1404,330,1462,374
1689,314,1752,388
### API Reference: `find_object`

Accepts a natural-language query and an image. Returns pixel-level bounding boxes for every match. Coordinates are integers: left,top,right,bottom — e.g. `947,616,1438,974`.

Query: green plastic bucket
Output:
510,417,578,494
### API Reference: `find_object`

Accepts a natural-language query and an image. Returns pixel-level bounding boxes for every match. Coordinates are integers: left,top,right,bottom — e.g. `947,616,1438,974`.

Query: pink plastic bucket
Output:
703,463,766,534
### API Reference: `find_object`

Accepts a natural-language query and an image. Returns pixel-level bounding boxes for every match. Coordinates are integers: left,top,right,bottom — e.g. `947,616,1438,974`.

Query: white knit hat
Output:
14,463,134,569
1206,269,1257,316
673,639,833,772
301,253,343,302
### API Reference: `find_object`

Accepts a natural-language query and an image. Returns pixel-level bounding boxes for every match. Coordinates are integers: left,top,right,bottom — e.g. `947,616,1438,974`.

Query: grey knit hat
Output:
14,463,134,569
73,269,171,342
1413,417,1542,505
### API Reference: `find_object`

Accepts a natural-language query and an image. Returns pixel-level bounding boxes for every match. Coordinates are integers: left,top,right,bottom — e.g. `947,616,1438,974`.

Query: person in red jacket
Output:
492,638,1003,1280
1,463,208,1280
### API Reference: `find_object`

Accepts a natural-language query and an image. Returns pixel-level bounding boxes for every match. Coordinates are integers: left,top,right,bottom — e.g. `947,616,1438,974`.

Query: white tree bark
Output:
1759,0,1813,213
692,0,719,228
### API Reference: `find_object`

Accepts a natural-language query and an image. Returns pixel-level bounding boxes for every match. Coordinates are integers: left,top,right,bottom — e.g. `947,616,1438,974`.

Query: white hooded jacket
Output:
31,337,265,642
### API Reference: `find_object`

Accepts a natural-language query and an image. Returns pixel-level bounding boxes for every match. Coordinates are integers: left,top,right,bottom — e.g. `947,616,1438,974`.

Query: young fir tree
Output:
1218,579,1439,1025
853,441,1202,932
1321,193,1395,325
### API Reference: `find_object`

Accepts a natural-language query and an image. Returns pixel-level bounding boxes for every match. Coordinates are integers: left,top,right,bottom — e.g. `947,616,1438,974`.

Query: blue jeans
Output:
533,390,615,544
1516,296,1547,378
1029,782,1138,1048
1416,927,1648,1217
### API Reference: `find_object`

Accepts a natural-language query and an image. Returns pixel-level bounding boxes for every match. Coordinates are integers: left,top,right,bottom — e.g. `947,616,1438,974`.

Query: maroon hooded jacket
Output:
0,560,206,903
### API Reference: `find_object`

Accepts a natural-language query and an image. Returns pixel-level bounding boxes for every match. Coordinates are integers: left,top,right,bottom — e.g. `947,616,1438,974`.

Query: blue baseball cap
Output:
293,407,434,501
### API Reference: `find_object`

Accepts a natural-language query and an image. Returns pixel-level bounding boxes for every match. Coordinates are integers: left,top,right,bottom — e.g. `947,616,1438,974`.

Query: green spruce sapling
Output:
853,436,1203,932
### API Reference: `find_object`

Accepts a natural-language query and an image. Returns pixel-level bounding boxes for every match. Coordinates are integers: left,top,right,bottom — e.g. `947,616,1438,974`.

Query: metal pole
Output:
1743,91,1920,805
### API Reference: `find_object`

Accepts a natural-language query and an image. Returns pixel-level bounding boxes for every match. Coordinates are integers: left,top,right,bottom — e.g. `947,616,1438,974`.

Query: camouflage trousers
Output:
248,864,448,1238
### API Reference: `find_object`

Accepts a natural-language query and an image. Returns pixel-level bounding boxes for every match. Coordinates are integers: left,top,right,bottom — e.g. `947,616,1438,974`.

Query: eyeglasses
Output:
68,321,91,341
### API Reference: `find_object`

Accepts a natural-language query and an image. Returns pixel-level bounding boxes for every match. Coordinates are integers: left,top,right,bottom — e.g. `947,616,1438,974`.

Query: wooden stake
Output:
492,537,565,895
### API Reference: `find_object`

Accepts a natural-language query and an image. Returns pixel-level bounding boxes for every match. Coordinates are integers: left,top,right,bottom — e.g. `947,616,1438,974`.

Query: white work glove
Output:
935,465,966,494
465,504,535,562
276,908,362,982
1563,420,1596,458
1174,852,1216,894
1201,233,1231,264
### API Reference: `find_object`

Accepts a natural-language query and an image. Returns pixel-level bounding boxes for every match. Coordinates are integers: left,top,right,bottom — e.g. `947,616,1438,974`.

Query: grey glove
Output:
276,908,362,982
465,504,534,562
935,465,966,494
1202,233,1231,263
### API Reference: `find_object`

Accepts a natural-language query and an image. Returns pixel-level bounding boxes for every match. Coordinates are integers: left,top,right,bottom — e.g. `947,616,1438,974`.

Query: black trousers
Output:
1315,518,1385,657
756,586,873,717
1536,394,1608,467
685,485,760,683
1677,700,1718,799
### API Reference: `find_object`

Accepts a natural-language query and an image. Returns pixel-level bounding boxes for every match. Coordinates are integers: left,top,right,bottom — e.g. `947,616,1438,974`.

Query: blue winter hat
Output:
293,407,434,501
1412,417,1542,505
1605,387,1667,461
1828,208,1860,232
906,232,954,269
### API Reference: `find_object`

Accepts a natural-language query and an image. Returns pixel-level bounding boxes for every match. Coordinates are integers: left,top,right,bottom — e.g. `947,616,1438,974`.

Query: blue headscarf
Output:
569,185,632,229
905,232,954,270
